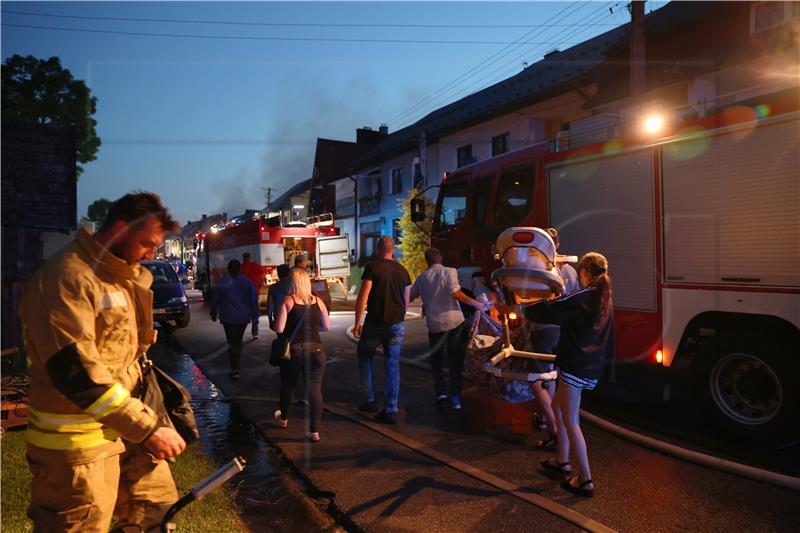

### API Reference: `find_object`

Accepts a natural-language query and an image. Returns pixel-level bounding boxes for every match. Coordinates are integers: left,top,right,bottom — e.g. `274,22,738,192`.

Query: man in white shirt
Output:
411,248,486,410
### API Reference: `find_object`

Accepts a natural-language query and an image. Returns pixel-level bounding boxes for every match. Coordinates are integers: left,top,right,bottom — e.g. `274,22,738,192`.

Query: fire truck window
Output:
472,178,491,225
437,181,468,230
493,166,534,227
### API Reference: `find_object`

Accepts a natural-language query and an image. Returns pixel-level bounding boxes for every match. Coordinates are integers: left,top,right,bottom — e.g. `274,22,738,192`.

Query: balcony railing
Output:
358,195,381,215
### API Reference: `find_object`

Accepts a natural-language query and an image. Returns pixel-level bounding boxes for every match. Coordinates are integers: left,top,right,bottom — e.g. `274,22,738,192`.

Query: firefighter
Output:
18,192,186,532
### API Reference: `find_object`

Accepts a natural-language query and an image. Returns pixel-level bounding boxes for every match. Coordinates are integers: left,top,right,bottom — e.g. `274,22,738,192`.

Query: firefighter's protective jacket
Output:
19,229,160,465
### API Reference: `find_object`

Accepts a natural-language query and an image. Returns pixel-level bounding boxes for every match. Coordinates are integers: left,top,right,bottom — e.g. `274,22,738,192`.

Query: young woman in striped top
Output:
524,252,614,497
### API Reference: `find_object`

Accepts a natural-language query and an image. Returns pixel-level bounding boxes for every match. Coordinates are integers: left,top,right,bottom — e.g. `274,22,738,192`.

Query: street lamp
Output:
643,113,665,135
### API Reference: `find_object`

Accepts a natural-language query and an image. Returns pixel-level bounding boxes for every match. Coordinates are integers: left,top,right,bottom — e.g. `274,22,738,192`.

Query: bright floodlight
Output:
644,114,664,134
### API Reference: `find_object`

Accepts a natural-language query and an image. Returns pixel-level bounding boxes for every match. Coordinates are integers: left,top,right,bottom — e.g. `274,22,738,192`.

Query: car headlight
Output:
167,296,188,305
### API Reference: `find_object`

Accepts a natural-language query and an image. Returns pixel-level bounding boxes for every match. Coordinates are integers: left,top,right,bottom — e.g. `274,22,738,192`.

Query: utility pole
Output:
263,186,278,215
630,0,646,103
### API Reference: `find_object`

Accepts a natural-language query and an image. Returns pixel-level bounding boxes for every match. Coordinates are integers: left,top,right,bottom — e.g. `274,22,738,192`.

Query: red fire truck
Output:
195,215,349,308
429,93,799,438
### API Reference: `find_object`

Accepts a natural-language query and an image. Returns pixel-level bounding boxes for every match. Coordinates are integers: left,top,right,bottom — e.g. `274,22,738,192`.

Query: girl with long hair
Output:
274,268,330,442
523,251,614,497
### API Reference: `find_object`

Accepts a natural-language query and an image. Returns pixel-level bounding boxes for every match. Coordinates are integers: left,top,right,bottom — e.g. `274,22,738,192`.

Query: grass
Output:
1,429,32,533
1,430,242,532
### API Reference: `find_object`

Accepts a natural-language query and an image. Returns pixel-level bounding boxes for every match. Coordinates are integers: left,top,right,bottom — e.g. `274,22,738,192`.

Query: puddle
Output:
148,335,299,531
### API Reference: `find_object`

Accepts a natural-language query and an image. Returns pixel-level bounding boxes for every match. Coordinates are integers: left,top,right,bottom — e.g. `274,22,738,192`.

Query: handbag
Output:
269,301,310,366
140,355,200,445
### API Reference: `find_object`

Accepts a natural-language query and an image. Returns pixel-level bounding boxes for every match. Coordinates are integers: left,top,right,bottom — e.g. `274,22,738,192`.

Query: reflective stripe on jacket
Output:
19,229,159,464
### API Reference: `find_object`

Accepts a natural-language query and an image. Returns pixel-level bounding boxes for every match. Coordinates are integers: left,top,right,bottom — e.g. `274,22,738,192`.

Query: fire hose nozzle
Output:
192,456,246,499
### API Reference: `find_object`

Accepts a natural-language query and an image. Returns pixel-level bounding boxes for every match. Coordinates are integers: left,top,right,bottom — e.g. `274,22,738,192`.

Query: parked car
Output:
142,260,191,328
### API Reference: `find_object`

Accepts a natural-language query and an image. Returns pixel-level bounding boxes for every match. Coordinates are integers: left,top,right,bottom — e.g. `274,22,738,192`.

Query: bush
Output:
397,188,434,281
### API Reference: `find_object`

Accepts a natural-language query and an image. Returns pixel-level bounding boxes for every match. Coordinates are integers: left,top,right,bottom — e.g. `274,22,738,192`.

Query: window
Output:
436,181,468,232
393,218,402,244
493,166,535,227
360,221,382,262
472,177,492,225
362,170,381,197
390,166,404,195
457,145,473,168
360,221,381,234
492,133,510,156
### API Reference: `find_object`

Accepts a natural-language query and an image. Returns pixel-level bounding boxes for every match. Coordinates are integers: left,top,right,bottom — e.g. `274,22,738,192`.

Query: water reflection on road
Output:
148,332,296,531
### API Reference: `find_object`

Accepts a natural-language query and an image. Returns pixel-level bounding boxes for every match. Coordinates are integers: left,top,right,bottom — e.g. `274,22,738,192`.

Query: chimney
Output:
379,123,388,136
357,127,381,145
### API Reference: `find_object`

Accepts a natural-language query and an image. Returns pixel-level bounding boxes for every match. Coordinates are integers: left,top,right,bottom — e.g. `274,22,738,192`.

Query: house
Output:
348,0,799,260
308,129,383,261
175,213,227,263
349,7,633,258
269,179,312,226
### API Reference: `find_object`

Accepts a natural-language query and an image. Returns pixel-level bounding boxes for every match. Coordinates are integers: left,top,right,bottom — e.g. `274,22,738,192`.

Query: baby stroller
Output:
484,227,577,385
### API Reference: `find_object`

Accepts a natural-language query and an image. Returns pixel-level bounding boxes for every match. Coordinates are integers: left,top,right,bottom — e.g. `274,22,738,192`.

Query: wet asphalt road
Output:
168,297,800,532
147,335,337,532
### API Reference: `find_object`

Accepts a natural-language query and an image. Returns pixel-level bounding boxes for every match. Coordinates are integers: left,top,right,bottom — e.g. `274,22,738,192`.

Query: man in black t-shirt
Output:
353,236,411,424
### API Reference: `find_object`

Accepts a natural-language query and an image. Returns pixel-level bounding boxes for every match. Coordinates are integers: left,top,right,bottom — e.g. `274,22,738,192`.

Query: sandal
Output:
540,458,572,476
561,476,594,497
536,433,557,451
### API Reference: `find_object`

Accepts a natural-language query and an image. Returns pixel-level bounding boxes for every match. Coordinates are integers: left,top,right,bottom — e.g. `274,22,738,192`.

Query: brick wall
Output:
1,121,77,230
1,121,77,361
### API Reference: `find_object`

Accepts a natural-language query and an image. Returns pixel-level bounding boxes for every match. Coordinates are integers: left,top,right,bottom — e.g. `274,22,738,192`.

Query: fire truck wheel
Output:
176,309,191,328
691,332,799,443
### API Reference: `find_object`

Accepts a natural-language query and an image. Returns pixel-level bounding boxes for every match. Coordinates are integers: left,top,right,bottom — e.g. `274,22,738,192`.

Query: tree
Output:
397,188,434,281
2,54,101,176
87,198,112,228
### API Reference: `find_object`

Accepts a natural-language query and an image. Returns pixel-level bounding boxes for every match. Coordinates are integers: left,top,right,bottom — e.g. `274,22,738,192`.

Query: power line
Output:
392,4,618,131
394,4,620,129
392,2,617,130
385,2,586,127
1,9,620,30
1,23,584,46
454,5,620,106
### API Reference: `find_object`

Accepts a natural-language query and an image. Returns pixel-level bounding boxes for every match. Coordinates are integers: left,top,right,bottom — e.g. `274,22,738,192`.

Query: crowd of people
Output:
259,231,614,499
17,190,615,531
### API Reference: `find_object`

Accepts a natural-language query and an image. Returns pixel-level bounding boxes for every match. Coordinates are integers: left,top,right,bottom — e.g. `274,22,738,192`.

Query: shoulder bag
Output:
140,354,200,445
269,300,310,366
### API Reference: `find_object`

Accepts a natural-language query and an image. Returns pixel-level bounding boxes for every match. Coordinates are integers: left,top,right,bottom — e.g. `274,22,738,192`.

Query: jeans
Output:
357,322,404,413
428,322,468,399
279,342,326,433
222,323,248,372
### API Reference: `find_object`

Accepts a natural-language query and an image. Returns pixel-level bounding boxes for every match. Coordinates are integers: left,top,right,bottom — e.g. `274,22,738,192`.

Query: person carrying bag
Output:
272,268,330,442
269,305,308,366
